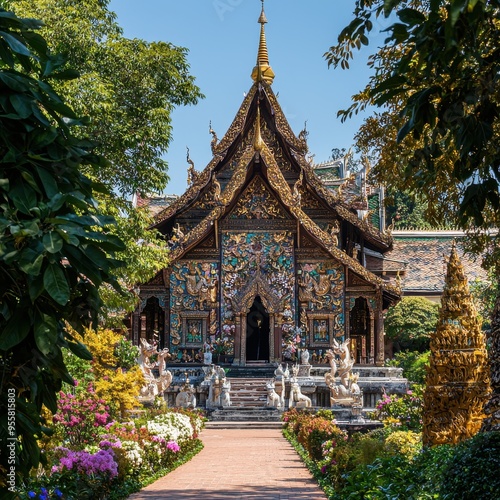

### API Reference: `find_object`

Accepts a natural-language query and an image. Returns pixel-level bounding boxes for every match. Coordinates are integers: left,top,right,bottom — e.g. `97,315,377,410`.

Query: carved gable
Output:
229,176,288,220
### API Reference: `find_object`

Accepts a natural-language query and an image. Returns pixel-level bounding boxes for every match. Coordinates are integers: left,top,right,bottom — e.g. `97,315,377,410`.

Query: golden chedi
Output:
423,244,490,446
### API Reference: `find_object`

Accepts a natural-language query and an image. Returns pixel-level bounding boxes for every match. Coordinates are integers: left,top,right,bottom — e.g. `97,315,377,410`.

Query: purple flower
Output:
28,493,36,499
321,466,327,474
167,440,180,452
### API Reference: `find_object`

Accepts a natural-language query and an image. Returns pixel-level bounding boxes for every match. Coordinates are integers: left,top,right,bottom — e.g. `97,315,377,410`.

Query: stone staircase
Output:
226,377,269,408
207,377,283,426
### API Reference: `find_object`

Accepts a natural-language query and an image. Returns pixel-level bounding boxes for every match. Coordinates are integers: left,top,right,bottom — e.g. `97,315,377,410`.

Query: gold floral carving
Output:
230,176,287,219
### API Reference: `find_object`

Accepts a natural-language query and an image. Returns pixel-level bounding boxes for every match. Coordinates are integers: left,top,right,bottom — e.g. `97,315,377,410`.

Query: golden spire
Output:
251,0,275,84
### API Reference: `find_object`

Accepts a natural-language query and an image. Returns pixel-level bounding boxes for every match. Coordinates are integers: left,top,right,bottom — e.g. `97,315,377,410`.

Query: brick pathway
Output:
128,428,327,499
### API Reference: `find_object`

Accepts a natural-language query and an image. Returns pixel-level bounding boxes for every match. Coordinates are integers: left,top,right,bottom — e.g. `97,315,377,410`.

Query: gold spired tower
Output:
422,244,490,446
251,0,275,84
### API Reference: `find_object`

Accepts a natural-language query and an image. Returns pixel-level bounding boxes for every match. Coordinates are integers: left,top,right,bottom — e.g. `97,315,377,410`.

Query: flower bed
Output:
19,401,205,500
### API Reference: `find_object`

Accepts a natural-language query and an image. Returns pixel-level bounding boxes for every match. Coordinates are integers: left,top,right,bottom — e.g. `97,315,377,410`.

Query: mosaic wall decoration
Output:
221,231,295,324
298,261,345,337
169,261,219,353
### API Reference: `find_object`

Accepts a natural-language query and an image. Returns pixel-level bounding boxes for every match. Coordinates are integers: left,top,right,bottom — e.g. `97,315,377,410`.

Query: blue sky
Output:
108,1,386,196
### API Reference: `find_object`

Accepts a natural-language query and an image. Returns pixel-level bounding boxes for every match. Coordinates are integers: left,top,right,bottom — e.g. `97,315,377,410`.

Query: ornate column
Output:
233,313,242,366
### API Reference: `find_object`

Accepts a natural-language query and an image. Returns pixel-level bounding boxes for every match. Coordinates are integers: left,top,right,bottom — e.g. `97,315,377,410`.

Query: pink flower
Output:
167,441,180,453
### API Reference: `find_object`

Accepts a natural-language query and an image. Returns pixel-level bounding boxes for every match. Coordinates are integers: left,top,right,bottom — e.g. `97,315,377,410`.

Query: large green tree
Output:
385,297,439,352
9,0,203,196
0,9,124,494
326,0,500,430
8,0,203,319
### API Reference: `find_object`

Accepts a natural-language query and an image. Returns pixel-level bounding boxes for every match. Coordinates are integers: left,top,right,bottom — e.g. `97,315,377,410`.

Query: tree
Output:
423,246,490,446
385,297,439,352
326,0,500,431
325,1,500,260
0,9,123,494
9,0,204,197
9,0,204,319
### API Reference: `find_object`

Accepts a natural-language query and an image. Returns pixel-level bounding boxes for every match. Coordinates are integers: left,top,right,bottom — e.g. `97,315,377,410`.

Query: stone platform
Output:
162,363,408,413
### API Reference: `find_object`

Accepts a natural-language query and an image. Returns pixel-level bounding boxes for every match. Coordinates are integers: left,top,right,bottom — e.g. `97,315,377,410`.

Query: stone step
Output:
209,407,283,422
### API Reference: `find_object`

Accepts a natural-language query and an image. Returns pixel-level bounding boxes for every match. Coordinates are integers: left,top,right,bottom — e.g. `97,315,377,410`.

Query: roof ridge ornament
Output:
251,0,275,84
253,105,265,153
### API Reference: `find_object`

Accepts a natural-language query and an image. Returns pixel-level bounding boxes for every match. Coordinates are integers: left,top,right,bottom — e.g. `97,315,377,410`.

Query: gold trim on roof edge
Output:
258,143,398,294
154,79,391,251
213,86,258,155
167,129,399,297
153,154,223,225
168,145,256,261
292,151,393,249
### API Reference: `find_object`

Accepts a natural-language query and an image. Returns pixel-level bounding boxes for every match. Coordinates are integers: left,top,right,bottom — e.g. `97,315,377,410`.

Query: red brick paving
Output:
128,428,327,499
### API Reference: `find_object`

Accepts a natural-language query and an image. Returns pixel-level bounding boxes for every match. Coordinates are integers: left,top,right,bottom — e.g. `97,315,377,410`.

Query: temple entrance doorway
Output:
246,296,270,362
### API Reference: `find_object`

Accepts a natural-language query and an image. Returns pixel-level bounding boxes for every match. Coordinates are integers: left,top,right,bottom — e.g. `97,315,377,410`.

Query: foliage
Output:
114,336,140,371
73,328,144,417
52,387,112,449
470,269,499,332
10,0,204,197
385,189,435,230
384,297,439,352
386,351,430,386
297,416,346,461
20,408,205,499
370,389,423,432
326,1,500,267
440,432,500,500
384,429,421,460
0,8,125,492
9,0,204,320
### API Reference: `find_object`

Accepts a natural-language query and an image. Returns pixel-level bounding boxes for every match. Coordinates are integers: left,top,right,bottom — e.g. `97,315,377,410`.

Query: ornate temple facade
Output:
131,6,400,367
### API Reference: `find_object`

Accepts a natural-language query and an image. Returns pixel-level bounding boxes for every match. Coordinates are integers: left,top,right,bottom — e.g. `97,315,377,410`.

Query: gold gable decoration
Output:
422,245,490,447
229,176,287,220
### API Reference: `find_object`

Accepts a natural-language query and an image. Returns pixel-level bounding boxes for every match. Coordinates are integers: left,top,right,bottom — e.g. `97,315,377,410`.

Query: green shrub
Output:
385,297,439,352
441,432,500,499
386,351,430,385
297,416,344,461
370,388,423,431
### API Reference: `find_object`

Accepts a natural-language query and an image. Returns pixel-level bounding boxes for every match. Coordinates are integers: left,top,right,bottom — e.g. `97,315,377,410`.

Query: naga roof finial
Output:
251,0,275,84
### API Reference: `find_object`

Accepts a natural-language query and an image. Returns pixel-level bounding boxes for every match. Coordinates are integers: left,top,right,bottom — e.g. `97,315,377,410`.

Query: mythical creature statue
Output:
220,378,231,407
266,380,282,408
138,339,173,399
324,340,362,408
288,365,312,408
176,377,197,408
206,365,228,408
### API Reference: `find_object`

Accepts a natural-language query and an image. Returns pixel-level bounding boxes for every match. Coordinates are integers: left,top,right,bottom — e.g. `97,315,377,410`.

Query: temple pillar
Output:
376,309,385,366
233,313,242,365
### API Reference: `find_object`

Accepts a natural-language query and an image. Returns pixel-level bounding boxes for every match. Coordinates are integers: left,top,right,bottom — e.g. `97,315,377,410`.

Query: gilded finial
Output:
209,120,218,154
251,0,275,84
186,146,197,185
253,106,264,152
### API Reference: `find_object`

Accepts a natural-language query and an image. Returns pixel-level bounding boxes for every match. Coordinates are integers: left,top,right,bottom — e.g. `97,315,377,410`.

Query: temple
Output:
131,3,401,368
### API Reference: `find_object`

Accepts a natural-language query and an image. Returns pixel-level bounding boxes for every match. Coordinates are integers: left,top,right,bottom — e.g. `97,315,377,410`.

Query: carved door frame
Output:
232,277,281,365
